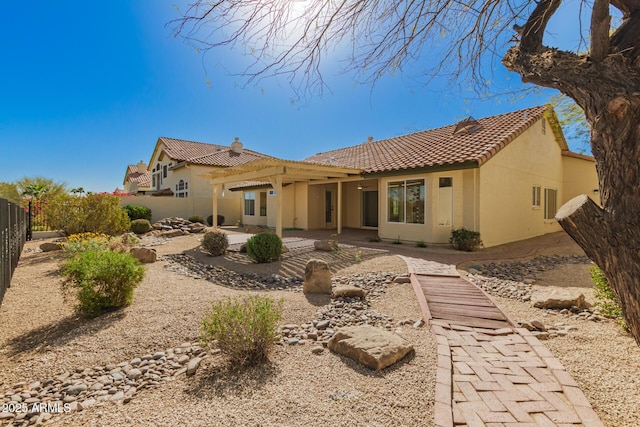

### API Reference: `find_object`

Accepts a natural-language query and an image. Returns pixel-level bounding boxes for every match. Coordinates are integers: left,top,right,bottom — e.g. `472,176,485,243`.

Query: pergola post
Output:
212,183,220,232
337,181,343,235
270,175,283,238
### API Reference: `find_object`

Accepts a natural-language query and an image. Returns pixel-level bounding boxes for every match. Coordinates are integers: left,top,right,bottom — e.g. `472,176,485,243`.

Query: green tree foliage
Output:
550,94,590,153
0,182,21,204
16,176,67,201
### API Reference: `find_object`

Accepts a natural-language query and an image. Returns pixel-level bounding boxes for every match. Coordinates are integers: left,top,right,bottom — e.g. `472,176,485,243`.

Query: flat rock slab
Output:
328,325,414,370
532,288,589,309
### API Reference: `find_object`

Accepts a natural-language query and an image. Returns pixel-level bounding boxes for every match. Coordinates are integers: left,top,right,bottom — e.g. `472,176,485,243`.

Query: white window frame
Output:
244,192,256,216
544,188,557,220
532,185,541,208
387,179,425,224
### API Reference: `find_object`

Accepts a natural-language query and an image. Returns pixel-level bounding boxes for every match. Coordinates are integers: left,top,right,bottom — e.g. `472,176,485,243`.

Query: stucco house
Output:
203,105,598,247
122,137,270,223
123,161,152,194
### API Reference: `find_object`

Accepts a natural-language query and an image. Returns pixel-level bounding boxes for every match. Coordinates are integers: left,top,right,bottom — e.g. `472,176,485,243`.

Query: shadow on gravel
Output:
332,350,417,377
304,293,331,307
185,360,278,398
3,310,126,356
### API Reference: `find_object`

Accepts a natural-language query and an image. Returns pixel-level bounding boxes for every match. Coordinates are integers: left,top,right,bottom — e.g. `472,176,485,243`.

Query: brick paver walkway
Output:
401,256,605,427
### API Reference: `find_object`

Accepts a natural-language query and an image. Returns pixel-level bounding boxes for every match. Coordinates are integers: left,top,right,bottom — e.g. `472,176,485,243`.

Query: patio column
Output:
212,183,221,232
337,181,342,235
270,175,283,238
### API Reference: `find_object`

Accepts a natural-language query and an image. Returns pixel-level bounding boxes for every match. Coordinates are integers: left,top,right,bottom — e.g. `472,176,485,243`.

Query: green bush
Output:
449,228,483,252
416,240,427,248
591,265,628,331
246,232,282,263
130,219,152,234
123,205,152,221
189,215,205,224
45,194,130,236
60,248,145,317
200,295,283,366
202,230,229,256
206,214,225,226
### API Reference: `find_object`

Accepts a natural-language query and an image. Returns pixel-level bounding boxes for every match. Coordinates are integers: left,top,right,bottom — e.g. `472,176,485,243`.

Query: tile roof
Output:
157,137,270,166
125,165,151,188
303,105,550,173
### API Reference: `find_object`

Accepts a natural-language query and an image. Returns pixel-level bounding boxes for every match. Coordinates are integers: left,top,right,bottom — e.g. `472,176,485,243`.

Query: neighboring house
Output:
121,137,270,223
123,161,152,194
203,105,599,247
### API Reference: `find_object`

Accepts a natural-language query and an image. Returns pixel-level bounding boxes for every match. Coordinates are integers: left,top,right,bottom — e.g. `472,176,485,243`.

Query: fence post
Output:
27,200,32,241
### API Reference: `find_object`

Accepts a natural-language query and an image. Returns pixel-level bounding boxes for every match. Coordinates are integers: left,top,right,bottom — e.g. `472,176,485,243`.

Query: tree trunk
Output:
556,195,640,343
503,40,640,345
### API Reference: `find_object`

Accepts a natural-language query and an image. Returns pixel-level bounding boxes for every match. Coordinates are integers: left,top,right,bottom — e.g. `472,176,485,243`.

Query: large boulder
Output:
303,259,332,294
130,247,157,263
531,288,590,310
40,242,62,252
328,325,414,370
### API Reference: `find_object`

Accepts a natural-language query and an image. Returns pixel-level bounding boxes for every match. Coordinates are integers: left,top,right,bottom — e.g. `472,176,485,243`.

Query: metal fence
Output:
1,198,29,307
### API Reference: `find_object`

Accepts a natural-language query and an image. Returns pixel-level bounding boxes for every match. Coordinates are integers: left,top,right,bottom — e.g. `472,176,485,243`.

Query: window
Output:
532,186,541,208
259,192,267,216
544,188,557,220
152,175,156,188
175,180,188,198
387,179,425,224
438,177,453,226
244,192,256,216
163,165,168,178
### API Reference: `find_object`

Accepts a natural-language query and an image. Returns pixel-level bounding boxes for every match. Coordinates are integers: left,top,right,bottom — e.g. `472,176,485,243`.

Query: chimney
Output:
137,160,147,174
367,136,374,143
231,137,243,154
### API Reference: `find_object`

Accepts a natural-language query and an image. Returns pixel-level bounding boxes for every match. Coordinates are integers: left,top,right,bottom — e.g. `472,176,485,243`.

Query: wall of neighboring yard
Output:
478,118,563,248
562,154,600,205
118,195,242,225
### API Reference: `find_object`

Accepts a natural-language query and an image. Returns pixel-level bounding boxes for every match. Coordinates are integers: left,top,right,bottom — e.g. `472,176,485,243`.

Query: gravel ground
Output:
0,235,434,427
2,233,640,427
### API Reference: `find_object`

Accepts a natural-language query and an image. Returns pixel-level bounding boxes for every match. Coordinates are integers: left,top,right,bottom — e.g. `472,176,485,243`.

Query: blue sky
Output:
0,1,585,193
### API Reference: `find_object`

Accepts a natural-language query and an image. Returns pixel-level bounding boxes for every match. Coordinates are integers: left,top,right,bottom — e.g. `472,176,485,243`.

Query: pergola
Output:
201,158,363,237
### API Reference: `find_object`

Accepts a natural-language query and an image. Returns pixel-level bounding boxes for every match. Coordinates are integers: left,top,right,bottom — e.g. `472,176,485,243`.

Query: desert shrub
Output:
188,215,205,224
416,240,427,248
200,295,283,366
62,232,110,256
246,232,282,263
449,228,483,252
591,265,628,331
206,214,225,226
130,219,152,234
60,248,145,317
202,230,229,256
44,194,130,236
123,205,152,221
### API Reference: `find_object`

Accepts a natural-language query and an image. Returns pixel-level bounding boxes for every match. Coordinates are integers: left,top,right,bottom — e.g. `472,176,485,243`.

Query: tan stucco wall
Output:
119,195,241,225
478,118,563,247
562,155,600,205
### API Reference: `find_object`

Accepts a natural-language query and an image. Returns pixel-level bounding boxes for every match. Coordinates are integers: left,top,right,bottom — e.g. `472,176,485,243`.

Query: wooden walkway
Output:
412,274,514,330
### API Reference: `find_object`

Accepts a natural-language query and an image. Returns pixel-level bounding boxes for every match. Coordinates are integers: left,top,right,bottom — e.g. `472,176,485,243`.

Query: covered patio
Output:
202,158,364,237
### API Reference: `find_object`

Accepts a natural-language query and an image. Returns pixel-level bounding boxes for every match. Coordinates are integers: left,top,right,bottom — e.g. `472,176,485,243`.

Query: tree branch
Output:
520,0,562,53
590,0,611,63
